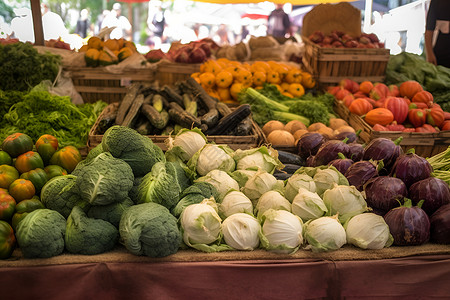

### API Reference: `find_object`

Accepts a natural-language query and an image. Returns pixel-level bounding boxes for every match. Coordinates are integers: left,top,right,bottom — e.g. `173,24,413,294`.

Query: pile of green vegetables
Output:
237,84,335,127
385,52,450,112
0,88,107,148
0,41,61,91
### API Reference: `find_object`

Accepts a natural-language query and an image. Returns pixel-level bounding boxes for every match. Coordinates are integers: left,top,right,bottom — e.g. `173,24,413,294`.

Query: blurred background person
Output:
41,3,69,41
75,9,90,39
147,2,166,49
425,0,450,68
94,9,109,35
102,3,132,40
10,7,34,42
267,3,292,39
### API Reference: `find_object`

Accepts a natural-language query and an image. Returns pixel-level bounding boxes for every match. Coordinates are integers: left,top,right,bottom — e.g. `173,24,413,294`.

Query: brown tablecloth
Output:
2,245,450,300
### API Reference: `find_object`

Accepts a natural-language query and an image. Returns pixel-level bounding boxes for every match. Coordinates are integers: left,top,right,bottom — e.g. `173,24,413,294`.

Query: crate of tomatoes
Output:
332,78,450,158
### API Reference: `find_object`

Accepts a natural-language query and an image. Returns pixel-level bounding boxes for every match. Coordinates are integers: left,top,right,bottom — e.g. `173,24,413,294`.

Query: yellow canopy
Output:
190,0,357,4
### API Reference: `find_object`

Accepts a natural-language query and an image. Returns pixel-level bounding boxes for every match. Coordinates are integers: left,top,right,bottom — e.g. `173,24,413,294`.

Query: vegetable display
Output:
3,118,450,261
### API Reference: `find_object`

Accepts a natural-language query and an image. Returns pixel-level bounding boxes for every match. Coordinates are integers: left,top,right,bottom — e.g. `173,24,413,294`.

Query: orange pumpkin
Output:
399,80,423,99
426,107,445,127
384,97,408,124
8,179,36,203
49,146,82,173
411,90,434,106
348,98,373,116
441,120,450,131
364,108,394,126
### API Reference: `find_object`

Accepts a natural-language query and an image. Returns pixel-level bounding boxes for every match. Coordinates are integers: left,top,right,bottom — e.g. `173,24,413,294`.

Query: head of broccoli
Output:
119,202,181,258
65,206,119,255
74,152,134,206
101,125,166,177
40,175,90,219
15,209,66,258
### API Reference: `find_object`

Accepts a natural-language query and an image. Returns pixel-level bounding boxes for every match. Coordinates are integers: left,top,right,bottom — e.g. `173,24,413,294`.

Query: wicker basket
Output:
87,102,265,151
64,66,156,104
155,62,201,86
334,100,449,158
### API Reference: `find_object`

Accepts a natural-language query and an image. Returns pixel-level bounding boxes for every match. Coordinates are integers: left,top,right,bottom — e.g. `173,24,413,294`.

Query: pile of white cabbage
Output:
166,129,393,254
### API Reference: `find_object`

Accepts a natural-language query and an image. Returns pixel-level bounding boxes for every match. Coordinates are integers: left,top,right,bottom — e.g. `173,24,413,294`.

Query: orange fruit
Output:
285,68,303,84
267,71,281,84
215,70,233,88
199,72,215,89
217,87,232,102
252,71,266,87
288,83,305,98
230,82,244,100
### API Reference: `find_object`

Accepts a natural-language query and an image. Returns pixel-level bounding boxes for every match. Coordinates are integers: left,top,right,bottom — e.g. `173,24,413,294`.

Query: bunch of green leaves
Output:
0,42,61,91
0,89,106,148
288,100,330,126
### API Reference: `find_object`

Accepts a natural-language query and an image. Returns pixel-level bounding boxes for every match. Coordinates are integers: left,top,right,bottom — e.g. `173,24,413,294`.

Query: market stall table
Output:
2,244,450,300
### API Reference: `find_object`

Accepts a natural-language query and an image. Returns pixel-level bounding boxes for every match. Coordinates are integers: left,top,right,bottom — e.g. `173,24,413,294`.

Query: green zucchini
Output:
141,103,168,129
168,102,202,129
206,104,251,136
161,85,184,107
152,94,164,112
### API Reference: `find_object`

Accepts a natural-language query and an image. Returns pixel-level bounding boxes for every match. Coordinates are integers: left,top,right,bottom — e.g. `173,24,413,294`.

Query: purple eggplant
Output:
384,198,430,246
297,132,326,160
334,129,362,144
312,139,350,167
430,204,450,244
391,149,433,188
364,176,408,214
347,142,364,162
409,177,450,216
344,160,379,191
363,137,403,174
328,153,354,175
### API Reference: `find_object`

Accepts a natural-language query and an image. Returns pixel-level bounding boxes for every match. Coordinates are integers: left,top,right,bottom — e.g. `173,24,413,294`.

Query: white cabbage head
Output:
255,190,291,217
291,187,327,222
345,213,393,250
284,173,317,202
322,184,368,224
259,209,303,254
222,213,261,250
219,190,253,219
304,215,347,252
180,198,222,246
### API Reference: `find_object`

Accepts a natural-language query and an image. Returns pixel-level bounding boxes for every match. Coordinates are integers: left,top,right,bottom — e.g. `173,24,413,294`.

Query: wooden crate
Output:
334,100,449,157
300,2,390,89
64,66,156,104
302,37,390,89
155,62,200,86
87,102,265,152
